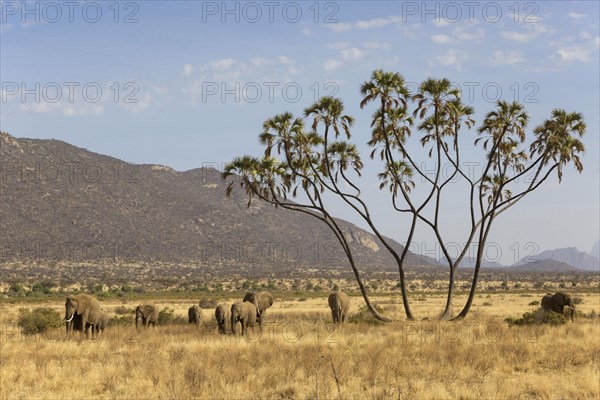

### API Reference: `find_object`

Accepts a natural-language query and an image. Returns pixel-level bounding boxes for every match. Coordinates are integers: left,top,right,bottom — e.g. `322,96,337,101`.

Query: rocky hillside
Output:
0,131,436,271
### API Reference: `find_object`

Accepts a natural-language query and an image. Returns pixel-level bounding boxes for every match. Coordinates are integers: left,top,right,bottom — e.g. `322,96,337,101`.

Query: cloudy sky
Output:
1,1,599,263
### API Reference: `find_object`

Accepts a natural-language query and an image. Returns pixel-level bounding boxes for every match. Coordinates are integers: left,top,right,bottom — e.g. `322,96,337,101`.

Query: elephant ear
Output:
70,297,80,313
559,293,569,305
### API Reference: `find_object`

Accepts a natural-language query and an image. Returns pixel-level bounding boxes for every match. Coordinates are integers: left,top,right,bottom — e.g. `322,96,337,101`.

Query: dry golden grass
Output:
1,293,599,399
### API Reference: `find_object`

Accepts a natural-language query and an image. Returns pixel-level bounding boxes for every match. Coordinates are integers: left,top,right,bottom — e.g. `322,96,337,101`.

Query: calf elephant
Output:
243,291,273,327
542,292,575,321
328,291,350,324
65,294,102,339
136,304,159,331
215,304,230,334
231,301,257,336
188,305,201,327
95,311,111,337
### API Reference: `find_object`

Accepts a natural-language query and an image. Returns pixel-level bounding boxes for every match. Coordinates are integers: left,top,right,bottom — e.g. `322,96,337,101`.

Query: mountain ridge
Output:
0,131,436,270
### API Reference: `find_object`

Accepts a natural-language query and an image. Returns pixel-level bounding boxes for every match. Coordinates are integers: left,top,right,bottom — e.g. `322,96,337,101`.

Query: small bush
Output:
573,296,584,305
528,300,540,306
18,307,62,335
505,308,568,327
158,307,186,325
349,304,386,325
199,298,218,309
110,315,134,326
482,302,493,306
114,306,134,315
579,310,597,319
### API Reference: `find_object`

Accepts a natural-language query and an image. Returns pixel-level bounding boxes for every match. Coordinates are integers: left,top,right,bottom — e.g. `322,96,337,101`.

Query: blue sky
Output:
1,1,599,263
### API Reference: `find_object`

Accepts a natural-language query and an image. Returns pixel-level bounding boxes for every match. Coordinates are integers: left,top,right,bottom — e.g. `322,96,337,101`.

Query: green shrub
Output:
528,300,540,306
482,302,493,306
114,306,134,315
110,315,134,326
349,304,385,325
199,298,218,309
18,307,62,335
158,307,186,325
505,308,568,327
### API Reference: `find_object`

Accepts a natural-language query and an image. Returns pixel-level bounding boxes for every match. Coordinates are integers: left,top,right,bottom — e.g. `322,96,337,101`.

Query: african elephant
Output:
328,291,350,324
94,311,111,337
542,292,575,321
243,291,273,327
215,304,230,334
188,305,201,327
231,301,257,336
136,304,159,331
64,294,102,339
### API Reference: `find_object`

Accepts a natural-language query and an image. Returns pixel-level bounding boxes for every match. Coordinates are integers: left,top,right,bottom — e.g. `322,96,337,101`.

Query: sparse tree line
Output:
224,69,586,321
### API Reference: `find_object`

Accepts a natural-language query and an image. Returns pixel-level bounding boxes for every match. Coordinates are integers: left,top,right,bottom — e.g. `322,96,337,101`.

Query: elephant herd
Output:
64,290,352,339
64,290,575,338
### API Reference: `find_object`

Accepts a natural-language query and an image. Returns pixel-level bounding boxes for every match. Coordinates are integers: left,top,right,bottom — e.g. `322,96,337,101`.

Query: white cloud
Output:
500,23,551,43
431,34,452,44
340,47,366,61
555,46,592,63
327,42,351,49
324,59,343,71
363,41,391,49
490,50,525,65
429,49,467,71
182,64,194,76
277,56,295,65
453,27,484,42
432,19,451,28
500,31,531,42
301,28,312,36
567,12,586,19
209,58,237,70
355,17,393,30
430,26,484,44
326,16,401,33
250,57,271,68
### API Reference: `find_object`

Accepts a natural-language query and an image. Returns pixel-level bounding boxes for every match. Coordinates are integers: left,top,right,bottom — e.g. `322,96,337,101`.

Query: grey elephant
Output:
542,292,575,321
231,301,257,336
215,303,230,334
64,294,102,339
136,304,159,331
95,311,111,337
243,291,273,327
328,291,350,324
188,305,201,327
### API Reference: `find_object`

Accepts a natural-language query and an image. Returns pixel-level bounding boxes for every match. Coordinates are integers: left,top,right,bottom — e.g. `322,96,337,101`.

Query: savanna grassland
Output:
1,291,599,400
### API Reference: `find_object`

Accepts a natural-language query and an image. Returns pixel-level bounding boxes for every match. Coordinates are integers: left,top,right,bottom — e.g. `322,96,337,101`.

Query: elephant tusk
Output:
65,315,74,322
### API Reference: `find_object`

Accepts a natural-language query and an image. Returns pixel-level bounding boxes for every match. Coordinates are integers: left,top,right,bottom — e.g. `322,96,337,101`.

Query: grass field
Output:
1,292,599,399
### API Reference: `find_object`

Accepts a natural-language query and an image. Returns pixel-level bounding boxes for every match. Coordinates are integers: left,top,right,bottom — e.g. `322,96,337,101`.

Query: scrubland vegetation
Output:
1,291,599,399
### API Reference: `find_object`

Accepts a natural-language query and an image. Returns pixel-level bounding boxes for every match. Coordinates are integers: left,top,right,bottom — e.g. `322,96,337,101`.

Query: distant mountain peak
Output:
591,241,600,259
515,246,600,271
